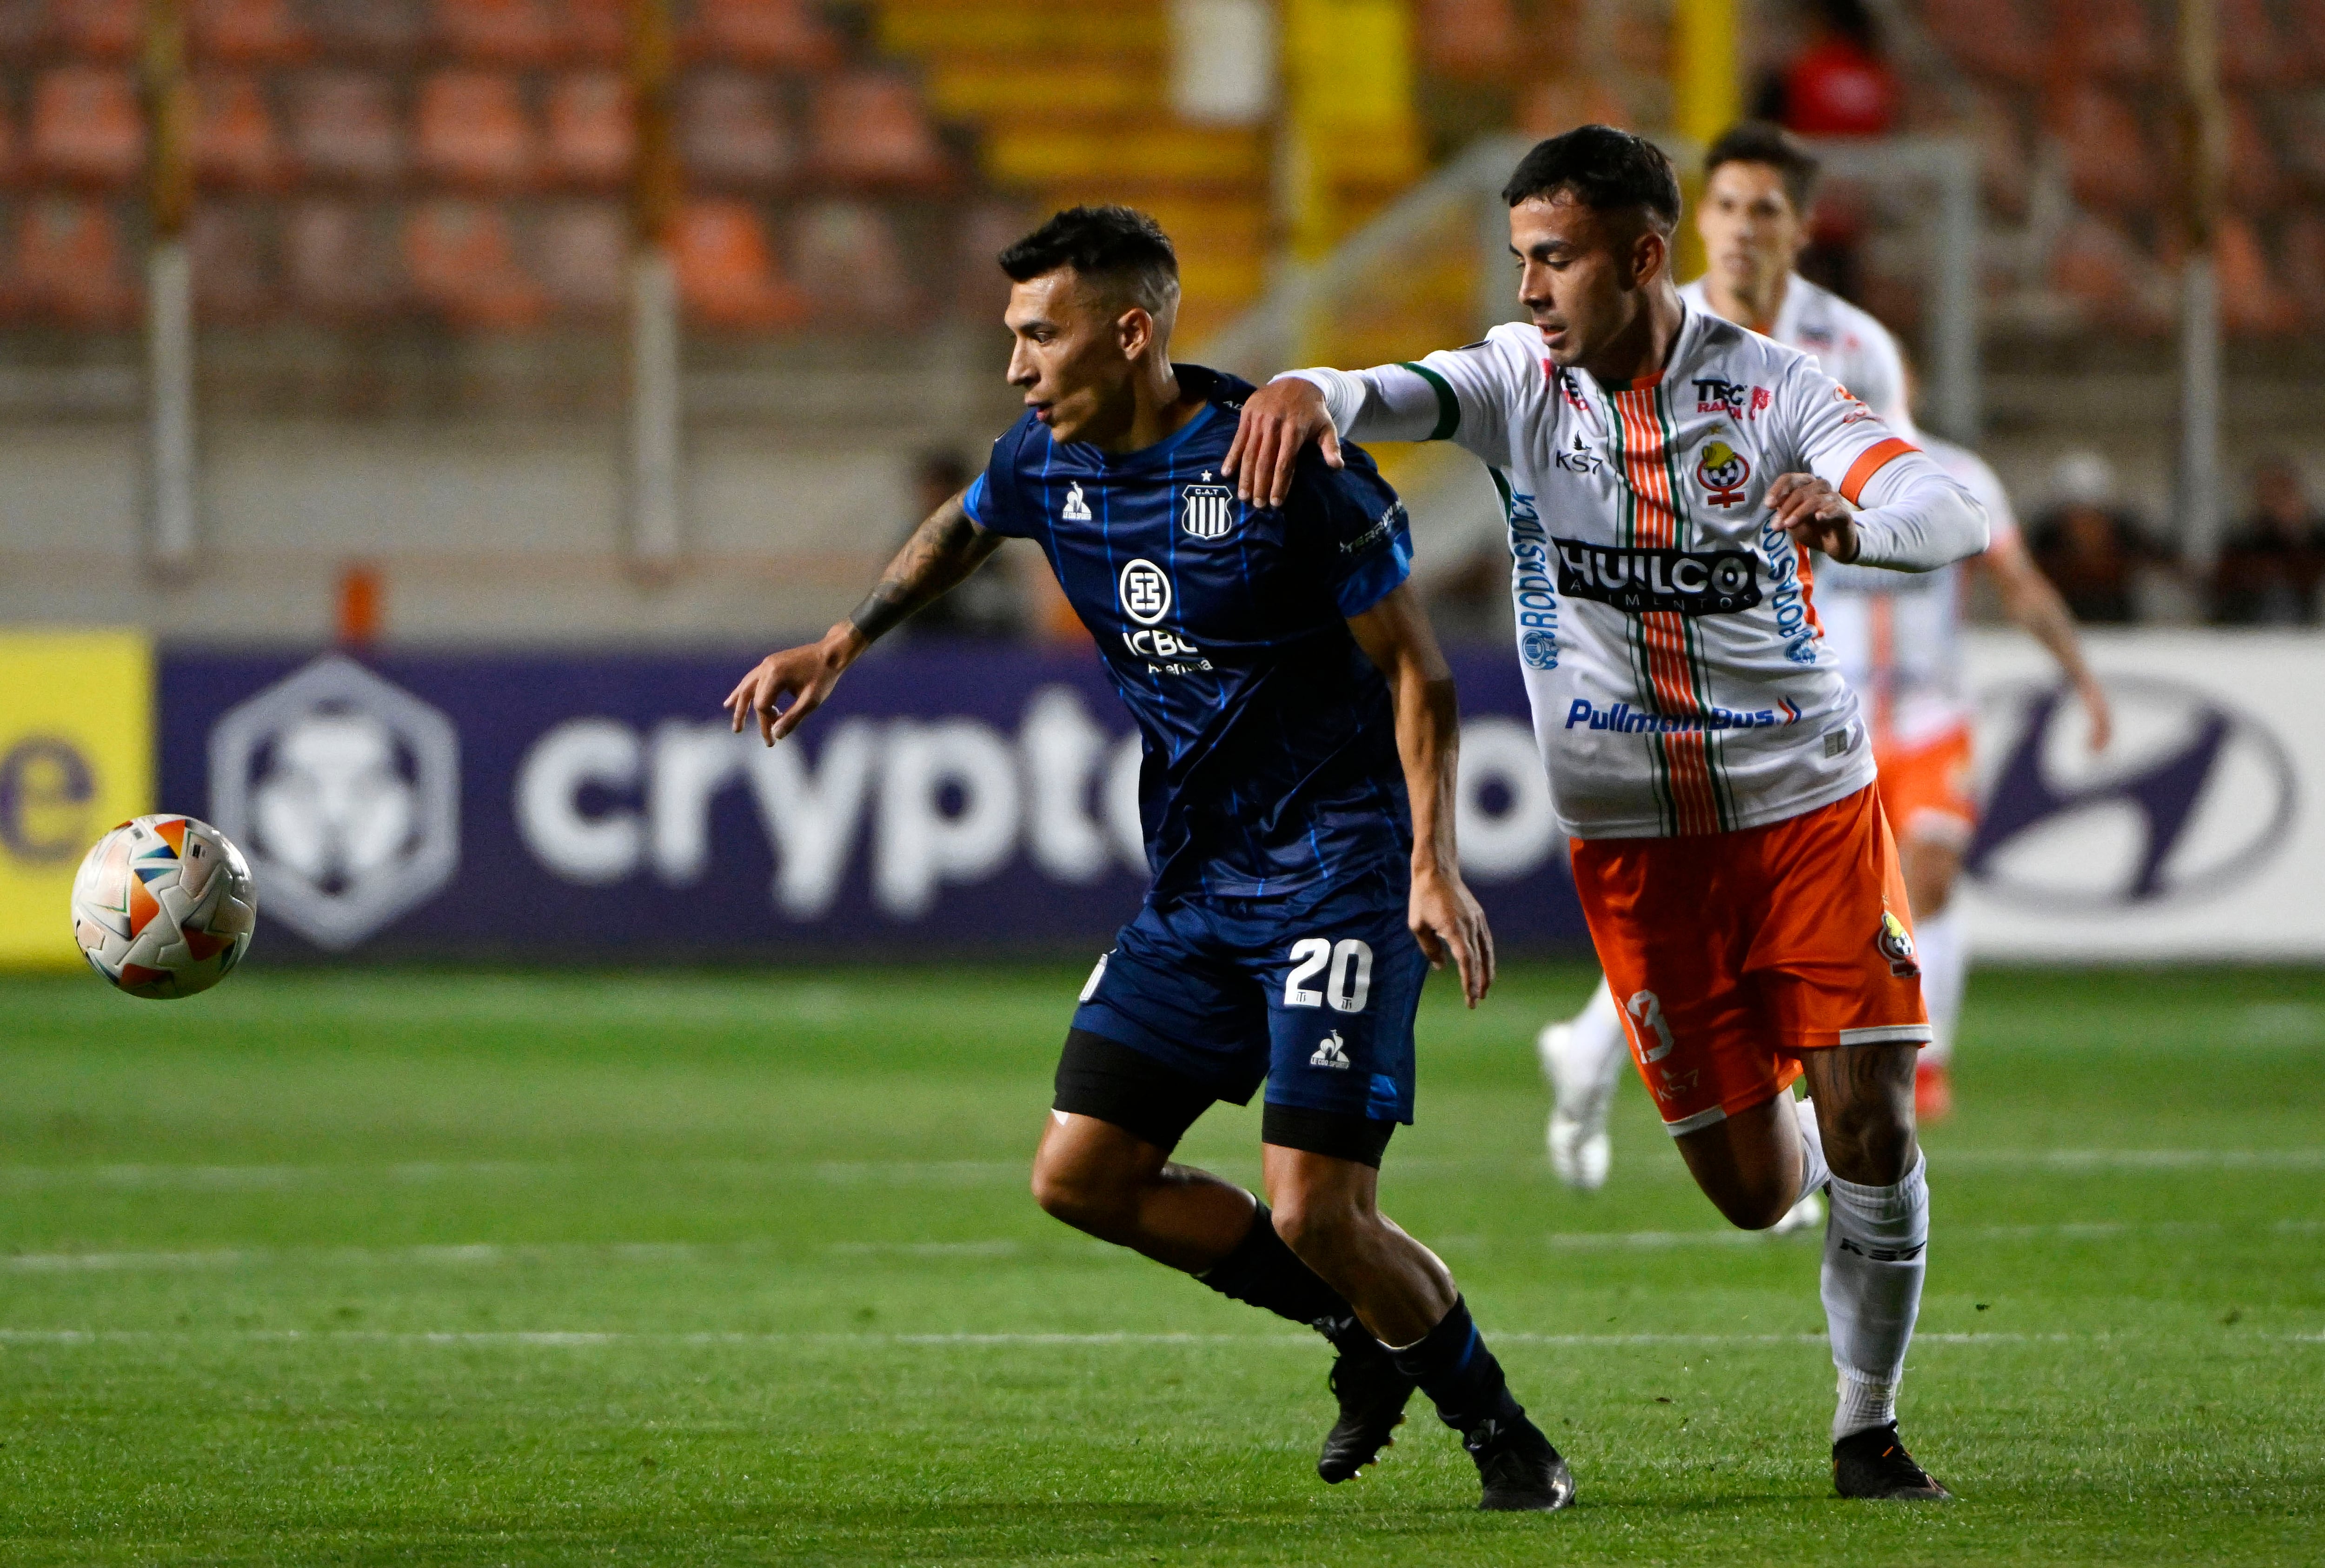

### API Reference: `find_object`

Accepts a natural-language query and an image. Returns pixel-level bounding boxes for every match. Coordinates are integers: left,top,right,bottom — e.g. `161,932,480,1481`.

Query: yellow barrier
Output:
0,631,153,968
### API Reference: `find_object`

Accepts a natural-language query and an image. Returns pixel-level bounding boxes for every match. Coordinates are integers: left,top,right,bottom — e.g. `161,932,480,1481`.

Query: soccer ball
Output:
70,815,258,999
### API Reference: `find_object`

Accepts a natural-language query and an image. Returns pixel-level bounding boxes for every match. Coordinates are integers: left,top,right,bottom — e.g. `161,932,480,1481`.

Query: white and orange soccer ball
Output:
70,815,258,999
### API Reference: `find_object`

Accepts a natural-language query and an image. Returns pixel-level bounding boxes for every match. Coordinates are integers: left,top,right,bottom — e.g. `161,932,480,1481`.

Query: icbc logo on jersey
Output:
1696,439,1751,508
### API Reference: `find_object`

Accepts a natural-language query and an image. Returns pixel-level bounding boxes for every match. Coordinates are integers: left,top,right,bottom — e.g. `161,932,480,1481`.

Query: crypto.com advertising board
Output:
151,645,1581,959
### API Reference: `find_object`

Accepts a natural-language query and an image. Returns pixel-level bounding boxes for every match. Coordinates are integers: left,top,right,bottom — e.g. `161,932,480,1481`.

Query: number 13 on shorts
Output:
1284,938,1374,1013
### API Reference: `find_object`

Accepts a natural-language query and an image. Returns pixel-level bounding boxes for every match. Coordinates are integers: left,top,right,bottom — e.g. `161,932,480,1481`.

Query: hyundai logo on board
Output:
1966,675,2298,911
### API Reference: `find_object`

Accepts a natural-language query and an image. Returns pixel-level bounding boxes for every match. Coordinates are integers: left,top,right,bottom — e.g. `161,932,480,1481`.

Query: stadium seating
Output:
0,0,971,332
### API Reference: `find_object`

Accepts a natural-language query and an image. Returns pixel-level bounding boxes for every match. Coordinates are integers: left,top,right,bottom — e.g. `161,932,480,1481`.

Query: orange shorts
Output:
1570,784,1930,1137
1875,724,1978,851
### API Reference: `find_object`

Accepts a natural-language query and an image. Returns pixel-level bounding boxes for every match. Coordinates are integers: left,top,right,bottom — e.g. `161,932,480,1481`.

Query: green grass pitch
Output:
0,960,2319,1564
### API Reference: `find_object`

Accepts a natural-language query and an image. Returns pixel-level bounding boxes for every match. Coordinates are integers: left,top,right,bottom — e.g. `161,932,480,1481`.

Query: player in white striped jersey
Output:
1225,126,1985,1500
1539,124,2109,1152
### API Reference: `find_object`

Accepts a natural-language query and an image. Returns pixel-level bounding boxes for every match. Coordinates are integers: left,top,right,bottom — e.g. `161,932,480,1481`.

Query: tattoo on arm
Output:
847,492,1003,644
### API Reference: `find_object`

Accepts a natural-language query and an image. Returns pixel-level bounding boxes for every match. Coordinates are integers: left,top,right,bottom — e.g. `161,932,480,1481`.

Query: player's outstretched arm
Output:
1983,530,2114,752
1348,583,1496,1008
724,491,1002,744
1222,377,1342,508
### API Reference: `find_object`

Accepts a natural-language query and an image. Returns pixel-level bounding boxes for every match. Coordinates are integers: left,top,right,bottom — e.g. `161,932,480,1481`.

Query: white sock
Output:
1567,977,1631,1104
1914,907,1965,1067
1794,1095,1830,1207
1821,1151,1929,1442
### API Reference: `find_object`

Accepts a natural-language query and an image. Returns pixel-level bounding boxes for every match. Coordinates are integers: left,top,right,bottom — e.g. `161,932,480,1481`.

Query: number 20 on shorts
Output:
1283,938,1373,1013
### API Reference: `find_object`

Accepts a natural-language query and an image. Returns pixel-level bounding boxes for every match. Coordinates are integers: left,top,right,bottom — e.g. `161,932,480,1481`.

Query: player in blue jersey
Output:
726,206,1570,1512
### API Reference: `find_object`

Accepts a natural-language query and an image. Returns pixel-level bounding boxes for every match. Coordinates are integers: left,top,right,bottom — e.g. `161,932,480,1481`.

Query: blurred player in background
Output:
728,206,1571,1512
1231,126,1985,1500
1536,123,2110,1203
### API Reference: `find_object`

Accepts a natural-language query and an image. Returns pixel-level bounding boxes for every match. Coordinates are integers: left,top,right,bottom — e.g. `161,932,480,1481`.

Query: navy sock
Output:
1197,1202,1377,1355
1387,1296,1528,1450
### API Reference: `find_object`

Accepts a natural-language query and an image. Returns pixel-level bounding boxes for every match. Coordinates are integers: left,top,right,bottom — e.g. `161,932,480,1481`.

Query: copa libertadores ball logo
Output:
208,656,460,950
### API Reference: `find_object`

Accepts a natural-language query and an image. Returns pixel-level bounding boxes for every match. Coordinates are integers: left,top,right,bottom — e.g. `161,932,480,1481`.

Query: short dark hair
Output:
1703,121,1821,217
997,205,1180,317
1501,125,1681,233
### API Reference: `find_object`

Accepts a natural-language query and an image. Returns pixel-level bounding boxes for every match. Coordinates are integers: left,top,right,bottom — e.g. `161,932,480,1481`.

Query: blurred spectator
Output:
1751,0,1896,304
2211,458,2325,625
1755,0,1899,138
899,452,1023,640
2026,451,2153,625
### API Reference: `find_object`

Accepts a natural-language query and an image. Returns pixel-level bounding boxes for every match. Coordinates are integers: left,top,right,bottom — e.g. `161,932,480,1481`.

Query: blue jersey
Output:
963,364,1416,903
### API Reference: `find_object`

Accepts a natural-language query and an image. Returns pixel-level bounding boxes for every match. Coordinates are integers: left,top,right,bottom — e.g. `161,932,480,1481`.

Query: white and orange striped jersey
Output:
1680,272,1914,436
1285,307,1986,840
1814,436,2019,749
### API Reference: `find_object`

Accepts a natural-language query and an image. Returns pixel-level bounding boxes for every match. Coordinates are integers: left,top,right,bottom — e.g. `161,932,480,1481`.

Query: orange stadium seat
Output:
54,0,137,60
288,71,405,184
2048,82,2152,211
536,198,625,315
2225,95,2281,210
1920,0,2047,84
0,3,52,63
2280,93,2325,195
1962,82,2031,214
415,69,539,188
192,0,309,65
14,195,134,323
807,72,946,187
2048,213,2166,332
305,0,424,60
403,197,547,326
689,0,837,70
2217,214,2301,335
2218,0,2285,87
545,70,632,187
435,0,562,66
187,202,273,318
673,198,807,328
193,73,286,189
2281,213,2325,327
567,0,626,62
284,198,402,316
1416,0,1521,80
2052,0,2153,82
680,71,791,189
790,197,909,319
29,66,141,187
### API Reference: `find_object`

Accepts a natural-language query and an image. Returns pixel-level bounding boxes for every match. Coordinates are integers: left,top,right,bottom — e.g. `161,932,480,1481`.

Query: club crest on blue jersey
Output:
1181,476,1236,541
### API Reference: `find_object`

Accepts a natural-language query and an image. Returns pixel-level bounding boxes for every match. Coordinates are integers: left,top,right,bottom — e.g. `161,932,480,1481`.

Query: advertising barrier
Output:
1960,630,2322,961
157,645,1584,960
0,628,2293,967
0,631,152,968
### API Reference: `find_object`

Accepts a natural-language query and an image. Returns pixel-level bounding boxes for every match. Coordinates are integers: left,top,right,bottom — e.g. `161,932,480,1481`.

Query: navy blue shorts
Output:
1070,866,1430,1125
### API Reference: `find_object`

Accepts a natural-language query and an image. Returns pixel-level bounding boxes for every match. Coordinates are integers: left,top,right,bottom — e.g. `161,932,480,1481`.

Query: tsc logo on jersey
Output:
1181,478,1236,541
1117,558,1171,625
1554,539,1761,616
1696,440,1751,508
1062,481,1093,522
1877,910,1920,977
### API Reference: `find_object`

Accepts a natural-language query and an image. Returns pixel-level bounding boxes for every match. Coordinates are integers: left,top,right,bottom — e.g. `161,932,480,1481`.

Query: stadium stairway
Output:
871,0,1272,344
